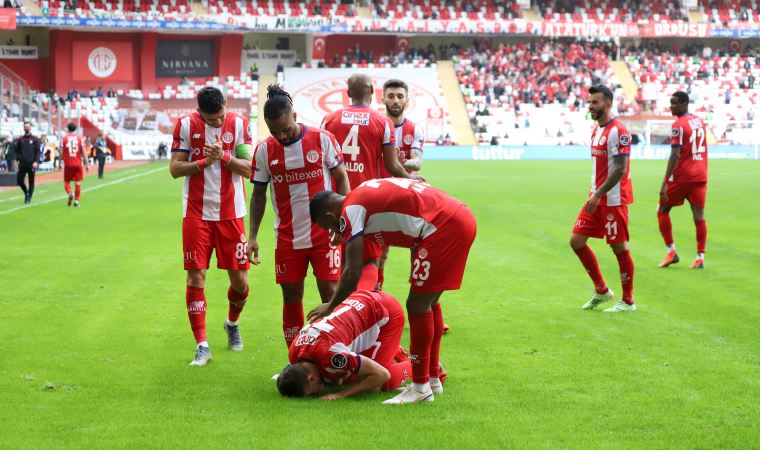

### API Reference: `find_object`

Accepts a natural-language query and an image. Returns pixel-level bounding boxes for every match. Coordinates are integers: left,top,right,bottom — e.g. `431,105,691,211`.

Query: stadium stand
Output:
700,0,760,25
35,0,193,18
535,0,686,22
204,0,355,17
371,0,521,20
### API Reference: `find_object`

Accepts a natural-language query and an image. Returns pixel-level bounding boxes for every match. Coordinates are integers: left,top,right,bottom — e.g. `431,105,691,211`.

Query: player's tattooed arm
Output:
382,144,412,179
322,357,390,400
307,237,364,322
169,150,204,178
247,183,268,265
585,154,627,213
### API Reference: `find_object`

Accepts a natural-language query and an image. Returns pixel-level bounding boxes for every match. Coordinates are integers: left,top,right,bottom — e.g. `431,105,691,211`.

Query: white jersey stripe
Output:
365,211,438,239
289,182,313,248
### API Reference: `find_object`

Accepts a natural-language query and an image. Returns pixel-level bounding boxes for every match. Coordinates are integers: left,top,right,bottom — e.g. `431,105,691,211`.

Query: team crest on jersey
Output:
331,354,348,369
339,217,346,233
606,214,614,221
672,128,680,137
619,134,631,146
404,134,414,145
306,150,320,164
221,132,234,144
193,133,201,139
418,248,428,259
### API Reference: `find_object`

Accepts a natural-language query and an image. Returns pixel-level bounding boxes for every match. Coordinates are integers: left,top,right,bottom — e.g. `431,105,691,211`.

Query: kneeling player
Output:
276,290,412,400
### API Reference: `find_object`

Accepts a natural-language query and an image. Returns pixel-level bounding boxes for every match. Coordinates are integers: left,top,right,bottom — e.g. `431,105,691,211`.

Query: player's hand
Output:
584,193,601,214
397,149,407,165
247,237,260,265
32,162,38,171
410,172,425,182
203,138,224,161
307,303,333,323
85,165,90,172
320,393,342,401
659,185,669,203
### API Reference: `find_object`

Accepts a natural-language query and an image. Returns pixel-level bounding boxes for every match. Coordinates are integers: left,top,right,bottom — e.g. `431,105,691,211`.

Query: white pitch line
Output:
0,167,166,216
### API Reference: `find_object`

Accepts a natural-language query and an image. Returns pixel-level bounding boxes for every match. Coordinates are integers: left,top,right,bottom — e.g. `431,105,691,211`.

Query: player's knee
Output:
281,283,304,302
187,270,206,287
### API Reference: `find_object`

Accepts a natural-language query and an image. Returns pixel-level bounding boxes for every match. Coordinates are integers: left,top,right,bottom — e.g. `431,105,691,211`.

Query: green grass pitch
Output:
0,159,758,448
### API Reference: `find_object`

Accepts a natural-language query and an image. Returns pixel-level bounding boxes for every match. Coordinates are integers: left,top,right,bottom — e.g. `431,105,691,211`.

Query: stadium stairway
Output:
192,1,209,15
688,10,704,22
357,5,373,18
437,61,476,145
257,73,277,141
611,60,638,102
21,0,41,14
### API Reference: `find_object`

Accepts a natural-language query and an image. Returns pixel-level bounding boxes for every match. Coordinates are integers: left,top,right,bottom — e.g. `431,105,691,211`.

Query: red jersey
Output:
61,133,85,167
339,178,466,249
289,290,391,382
320,105,395,188
670,114,708,182
252,125,345,250
379,118,425,178
589,117,633,207
171,111,252,221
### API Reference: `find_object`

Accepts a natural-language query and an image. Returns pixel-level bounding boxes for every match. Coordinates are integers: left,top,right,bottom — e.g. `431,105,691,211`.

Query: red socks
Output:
384,360,412,390
357,263,379,291
64,183,71,195
615,250,635,305
429,303,444,379
573,245,608,294
186,286,207,344
408,311,434,384
282,302,304,348
695,220,707,254
657,211,674,247
74,184,81,201
227,285,249,323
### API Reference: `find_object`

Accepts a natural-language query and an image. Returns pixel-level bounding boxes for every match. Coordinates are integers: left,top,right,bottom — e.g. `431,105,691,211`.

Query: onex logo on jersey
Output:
341,111,370,126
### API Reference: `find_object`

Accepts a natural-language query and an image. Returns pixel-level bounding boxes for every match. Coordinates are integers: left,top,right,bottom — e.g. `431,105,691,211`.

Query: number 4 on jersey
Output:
341,125,360,161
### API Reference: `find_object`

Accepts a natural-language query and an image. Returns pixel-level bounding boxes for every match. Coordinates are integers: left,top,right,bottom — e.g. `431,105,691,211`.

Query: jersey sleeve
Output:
341,203,367,242
671,119,684,147
382,118,395,146
608,125,631,157
235,115,253,146
251,142,271,184
171,118,190,153
412,125,425,152
317,347,361,380
320,131,344,171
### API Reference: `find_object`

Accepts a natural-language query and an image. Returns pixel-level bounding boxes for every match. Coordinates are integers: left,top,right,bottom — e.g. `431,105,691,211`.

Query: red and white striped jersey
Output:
289,290,391,382
589,117,633,207
339,178,465,248
171,111,252,221
320,105,395,188
671,114,708,182
252,125,344,250
379,118,425,178
60,133,85,167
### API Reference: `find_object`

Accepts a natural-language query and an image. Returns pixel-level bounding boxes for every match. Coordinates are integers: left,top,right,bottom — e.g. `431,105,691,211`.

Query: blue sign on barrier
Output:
16,15,246,31
423,145,758,160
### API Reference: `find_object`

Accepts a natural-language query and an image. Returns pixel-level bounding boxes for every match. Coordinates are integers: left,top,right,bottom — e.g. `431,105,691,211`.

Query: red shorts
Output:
275,243,341,284
358,291,405,368
410,205,477,293
661,181,707,209
182,217,250,271
64,165,83,183
572,205,629,244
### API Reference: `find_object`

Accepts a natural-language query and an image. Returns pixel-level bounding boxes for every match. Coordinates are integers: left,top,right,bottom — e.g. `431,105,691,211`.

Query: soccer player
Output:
308,178,477,404
321,73,418,291
376,79,425,290
169,87,254,366
277,289,413,400
60,123,89,207
248,85,351,349
570,85,636,313
657,91,709,269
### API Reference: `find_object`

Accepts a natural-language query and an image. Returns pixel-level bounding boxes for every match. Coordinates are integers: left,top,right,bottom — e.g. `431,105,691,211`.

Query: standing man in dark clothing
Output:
2,136,15,172
14,121,42,204
94,132,107,179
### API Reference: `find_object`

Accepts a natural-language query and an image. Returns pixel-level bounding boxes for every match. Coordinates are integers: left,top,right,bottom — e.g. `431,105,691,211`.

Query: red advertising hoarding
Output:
0,8,15,30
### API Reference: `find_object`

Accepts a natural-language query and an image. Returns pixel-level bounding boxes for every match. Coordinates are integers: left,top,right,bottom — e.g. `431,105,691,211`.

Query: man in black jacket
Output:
14,121,41,204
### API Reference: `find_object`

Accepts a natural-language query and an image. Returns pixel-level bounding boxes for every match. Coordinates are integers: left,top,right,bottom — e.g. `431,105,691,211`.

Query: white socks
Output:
667,244,676,251
197,341,208,349
226,319,238,326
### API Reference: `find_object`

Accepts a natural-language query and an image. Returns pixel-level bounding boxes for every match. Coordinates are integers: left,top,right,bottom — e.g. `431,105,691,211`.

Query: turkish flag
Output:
312,35,326,60
395,37,410,54
72,41,133,81
0,8,16,30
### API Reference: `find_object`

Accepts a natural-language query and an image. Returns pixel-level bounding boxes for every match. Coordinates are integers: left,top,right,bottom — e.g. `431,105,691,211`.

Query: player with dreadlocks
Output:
248,85,351,349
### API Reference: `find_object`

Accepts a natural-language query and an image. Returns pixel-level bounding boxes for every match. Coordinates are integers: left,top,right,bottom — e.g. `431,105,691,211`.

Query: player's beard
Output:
386,105,404,118
592,107,606,121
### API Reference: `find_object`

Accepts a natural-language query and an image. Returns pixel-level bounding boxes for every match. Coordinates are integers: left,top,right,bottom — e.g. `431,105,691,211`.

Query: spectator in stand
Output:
96,87,104,98
107,88,116,98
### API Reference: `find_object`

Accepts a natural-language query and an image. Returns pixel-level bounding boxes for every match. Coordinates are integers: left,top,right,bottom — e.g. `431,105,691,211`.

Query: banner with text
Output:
241,49,297,74
0,45,38,59
155,40,214,78
0,8,15,30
